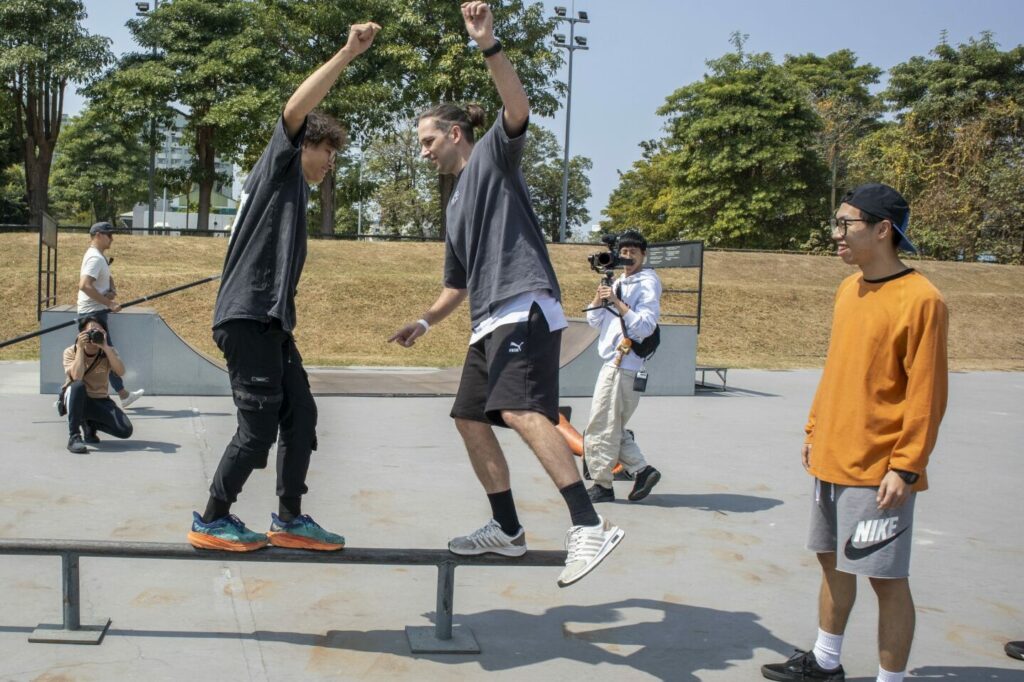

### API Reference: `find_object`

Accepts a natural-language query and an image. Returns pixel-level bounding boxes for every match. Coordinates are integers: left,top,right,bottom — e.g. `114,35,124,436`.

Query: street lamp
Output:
551,2,589,243
135,1,158,232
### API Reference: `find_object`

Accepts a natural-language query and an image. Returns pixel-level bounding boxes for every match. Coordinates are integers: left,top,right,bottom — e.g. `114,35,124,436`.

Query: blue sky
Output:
69,1,1024,231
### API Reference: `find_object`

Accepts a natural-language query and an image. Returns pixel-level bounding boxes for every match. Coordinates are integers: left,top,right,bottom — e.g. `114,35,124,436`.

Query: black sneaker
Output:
628,466,661,501
67,434,88,454
82,421,100,444
762,650,845,681
1007,641,1024,661
587,484,614,503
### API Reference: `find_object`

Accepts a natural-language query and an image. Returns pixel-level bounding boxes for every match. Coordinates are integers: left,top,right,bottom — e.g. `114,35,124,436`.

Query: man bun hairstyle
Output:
304,110,347,150
417,103,487,143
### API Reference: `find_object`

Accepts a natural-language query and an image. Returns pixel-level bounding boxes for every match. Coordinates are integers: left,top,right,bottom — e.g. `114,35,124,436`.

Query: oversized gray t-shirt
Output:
213,116,308,333
443,112,561,329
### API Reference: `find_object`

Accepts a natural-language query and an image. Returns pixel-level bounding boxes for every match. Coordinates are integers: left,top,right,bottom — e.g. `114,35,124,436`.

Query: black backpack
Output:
615,282,661,359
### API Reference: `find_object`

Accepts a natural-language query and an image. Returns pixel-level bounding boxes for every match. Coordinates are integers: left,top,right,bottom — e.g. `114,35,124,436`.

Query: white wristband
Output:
416,318,431,332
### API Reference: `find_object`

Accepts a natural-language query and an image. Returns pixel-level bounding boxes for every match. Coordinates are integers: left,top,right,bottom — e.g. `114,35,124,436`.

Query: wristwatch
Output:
892,469,919,485
480,39,503,58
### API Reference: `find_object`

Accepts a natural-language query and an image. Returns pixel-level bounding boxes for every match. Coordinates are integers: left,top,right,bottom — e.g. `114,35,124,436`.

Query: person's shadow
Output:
88,439,179,454
638,493,783,513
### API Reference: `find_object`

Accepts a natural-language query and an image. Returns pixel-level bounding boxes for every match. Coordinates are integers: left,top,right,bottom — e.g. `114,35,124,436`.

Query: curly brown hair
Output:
305,110,347,150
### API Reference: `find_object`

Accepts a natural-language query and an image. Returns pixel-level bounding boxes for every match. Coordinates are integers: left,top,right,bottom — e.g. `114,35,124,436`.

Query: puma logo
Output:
509,341,524,353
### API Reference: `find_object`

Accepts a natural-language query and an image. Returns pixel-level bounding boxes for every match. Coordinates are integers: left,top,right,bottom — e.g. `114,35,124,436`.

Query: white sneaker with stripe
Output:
448,519,527,557
557,515,624,587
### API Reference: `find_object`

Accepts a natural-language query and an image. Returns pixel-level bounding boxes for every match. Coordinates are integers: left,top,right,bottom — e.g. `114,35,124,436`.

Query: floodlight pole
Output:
551,2,589,243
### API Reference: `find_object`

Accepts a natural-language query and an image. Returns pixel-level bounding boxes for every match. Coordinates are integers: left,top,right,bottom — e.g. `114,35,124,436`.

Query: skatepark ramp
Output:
39,305,229,396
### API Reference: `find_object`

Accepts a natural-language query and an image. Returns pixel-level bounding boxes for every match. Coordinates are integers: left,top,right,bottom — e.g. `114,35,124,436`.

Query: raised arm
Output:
461,2,529,135
282,22,381,138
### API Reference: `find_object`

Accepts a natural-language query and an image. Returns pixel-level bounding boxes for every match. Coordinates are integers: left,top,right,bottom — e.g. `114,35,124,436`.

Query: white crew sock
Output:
812,628,844,671
877,666,905,682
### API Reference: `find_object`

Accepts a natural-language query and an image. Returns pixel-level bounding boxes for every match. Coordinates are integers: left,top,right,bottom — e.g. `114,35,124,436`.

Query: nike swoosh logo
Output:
844,527,908,560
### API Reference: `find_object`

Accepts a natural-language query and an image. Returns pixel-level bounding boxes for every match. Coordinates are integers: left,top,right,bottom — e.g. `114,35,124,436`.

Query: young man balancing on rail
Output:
389,1,623,587
188,21,380,552
761,183,948,682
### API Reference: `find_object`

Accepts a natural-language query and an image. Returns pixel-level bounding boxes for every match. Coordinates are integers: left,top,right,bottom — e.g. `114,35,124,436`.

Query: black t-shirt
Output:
443,111,562,328
213,116,308,333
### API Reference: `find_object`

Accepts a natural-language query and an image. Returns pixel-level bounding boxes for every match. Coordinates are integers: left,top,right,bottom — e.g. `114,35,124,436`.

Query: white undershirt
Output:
469,290,568,345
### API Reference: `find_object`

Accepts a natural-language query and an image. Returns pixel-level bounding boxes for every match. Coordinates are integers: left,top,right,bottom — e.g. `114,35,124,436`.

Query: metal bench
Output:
695,366,728,391
0,538,565,654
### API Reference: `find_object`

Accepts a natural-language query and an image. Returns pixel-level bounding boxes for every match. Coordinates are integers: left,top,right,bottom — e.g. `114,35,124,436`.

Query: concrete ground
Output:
0,362,1021,681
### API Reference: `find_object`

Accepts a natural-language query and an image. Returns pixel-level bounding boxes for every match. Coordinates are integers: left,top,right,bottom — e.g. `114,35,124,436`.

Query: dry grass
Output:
2,233,1021,371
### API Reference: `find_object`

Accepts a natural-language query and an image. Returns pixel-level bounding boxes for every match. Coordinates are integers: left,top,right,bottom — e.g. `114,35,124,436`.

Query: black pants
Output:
65,381,133,438
209,319,318,504
78,310,125,393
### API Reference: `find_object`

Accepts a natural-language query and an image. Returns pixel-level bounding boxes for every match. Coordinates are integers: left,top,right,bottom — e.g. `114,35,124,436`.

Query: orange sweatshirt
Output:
805,269,948,492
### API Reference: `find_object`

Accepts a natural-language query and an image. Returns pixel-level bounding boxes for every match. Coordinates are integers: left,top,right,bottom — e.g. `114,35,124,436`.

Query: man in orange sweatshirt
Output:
762,184,948,682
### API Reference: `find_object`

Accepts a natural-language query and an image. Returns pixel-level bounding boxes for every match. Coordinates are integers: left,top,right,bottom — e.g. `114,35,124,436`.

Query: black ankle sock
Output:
278,496,301,523
487,489,521,536
202,496,232,524
560,481,600,527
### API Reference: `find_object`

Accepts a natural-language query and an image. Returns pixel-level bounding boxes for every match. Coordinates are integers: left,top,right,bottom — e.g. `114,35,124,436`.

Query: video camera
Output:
587,233,634,274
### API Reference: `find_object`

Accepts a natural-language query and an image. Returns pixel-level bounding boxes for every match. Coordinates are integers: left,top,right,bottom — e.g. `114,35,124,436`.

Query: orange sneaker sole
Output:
266,531,344,551
187,531,268,552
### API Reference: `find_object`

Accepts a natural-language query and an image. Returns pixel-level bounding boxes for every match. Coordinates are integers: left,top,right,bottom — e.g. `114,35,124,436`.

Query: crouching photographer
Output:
59,316,134,454
583,229,662,503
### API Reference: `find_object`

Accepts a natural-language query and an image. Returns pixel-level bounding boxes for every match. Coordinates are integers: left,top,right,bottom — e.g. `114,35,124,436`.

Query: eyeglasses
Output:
829,216,872,238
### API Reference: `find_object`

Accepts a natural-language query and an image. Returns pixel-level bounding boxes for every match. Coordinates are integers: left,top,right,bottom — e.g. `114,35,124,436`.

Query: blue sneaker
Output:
187,512,268,552
267,513,345,551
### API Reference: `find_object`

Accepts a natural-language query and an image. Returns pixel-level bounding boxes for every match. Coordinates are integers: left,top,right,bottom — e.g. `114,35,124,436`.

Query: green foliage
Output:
0,0,112,223
848,33,1024,262
602,140,674,240
630,41,828,248
519,126,590,241
50,105,148,224
0,164,28,223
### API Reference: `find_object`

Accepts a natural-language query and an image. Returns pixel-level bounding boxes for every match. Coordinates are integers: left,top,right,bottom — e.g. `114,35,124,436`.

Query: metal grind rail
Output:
0,538,565,653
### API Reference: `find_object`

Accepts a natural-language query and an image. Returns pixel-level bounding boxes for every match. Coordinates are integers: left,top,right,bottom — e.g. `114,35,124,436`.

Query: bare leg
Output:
870,576,915,672
454,418,510,493
818,552,857,634
501,410,580,489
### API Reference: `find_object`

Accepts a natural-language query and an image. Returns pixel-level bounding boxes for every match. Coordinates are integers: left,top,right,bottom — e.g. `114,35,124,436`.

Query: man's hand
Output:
597,284,619,305
76,331,91,348
801,443,812,470
876,470,911,510
461,2,496,49
388,322,427,348
109,302,123,313
345,22,381,57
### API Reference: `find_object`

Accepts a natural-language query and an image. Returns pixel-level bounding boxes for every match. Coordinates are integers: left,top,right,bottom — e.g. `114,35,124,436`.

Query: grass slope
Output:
2,233,1021,371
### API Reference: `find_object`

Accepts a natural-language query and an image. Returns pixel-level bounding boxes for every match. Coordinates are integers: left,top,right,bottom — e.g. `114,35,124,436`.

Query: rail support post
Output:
405,559,480,654
29,552,110,644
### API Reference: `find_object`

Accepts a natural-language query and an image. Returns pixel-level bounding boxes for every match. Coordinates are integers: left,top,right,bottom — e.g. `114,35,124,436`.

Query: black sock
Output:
560,481,600,527
487,489,521,536
202,496,231,524
278,496,302,523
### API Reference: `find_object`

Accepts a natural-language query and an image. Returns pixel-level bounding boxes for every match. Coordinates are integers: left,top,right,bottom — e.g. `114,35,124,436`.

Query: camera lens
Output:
88,330,104,344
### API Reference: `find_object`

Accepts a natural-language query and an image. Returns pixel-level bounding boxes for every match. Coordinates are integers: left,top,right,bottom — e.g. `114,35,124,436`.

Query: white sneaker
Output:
121,389,144,408
448,519,527,557
557,515,624,588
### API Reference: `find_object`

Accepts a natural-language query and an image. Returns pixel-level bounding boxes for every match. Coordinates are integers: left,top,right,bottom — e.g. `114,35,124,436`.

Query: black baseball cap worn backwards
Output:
841,183,916,254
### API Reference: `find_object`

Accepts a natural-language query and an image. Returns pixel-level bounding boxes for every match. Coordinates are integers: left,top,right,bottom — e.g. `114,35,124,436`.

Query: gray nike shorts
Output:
807,479,916,579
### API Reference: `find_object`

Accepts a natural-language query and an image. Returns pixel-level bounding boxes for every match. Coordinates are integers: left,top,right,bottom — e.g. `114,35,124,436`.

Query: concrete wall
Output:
40,306,229,397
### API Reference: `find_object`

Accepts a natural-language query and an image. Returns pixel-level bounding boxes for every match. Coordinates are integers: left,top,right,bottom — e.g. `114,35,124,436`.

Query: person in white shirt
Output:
77,222,144,408
583,230,662,503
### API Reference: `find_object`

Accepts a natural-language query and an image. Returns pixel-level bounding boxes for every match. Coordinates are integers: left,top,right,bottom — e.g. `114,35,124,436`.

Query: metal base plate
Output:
29,619,111,645
405,625,480,654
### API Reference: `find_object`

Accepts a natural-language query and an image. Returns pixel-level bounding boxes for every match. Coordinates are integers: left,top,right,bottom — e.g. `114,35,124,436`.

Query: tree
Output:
850,33,1024,262
601,139,674,239
91,0,283,231
520,125,591,241
50,105,148,224
0,0,111,225
608,35,827,248
783,50,882,214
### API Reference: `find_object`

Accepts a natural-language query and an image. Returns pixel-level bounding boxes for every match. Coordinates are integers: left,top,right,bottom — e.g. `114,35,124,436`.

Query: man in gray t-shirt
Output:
390,1,623,589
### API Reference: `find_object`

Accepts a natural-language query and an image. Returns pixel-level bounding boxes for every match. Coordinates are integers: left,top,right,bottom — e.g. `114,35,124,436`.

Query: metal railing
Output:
0,538,564,653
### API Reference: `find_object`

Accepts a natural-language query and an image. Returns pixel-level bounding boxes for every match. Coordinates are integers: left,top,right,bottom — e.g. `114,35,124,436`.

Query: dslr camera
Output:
86,329,105,344
587,233,634,274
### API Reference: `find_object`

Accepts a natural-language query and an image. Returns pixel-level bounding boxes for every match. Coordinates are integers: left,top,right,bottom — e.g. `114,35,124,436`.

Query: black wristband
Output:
480,39,502,58
892,469,919,485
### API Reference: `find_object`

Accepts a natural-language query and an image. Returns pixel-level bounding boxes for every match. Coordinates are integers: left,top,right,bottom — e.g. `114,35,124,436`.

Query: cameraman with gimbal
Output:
583,230,662,503
59,316,134,454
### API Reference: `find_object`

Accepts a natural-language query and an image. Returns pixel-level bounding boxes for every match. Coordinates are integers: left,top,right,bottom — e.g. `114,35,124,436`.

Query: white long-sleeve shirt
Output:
586,268,662,371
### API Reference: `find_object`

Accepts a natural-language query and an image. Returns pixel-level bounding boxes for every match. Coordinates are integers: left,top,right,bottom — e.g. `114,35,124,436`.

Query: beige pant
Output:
583,364,648,487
